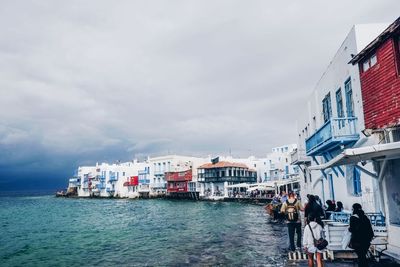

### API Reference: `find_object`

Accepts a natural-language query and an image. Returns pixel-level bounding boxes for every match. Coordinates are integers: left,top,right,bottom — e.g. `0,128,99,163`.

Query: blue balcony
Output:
109,175,117,182
106,187,115,193
96,183,105,190
305,117,359,156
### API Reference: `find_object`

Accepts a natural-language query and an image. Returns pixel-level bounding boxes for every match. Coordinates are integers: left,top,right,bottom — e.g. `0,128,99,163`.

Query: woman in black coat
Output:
349,203,374,267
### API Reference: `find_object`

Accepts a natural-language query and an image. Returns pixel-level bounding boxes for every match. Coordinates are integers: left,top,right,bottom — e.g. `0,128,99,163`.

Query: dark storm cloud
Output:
0,0,399,190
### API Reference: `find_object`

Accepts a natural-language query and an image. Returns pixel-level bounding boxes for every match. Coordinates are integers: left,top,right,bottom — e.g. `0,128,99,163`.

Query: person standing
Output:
349,203,374,267
335,201,344,212
303,213,325,267
281,192,303,251
305,195,324,227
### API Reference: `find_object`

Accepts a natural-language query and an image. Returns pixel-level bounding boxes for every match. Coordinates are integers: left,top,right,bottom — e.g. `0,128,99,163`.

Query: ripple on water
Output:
0,196,288,266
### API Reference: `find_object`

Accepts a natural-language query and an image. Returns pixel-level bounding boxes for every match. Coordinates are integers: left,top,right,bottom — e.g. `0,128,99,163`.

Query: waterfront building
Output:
345,17,400,258
293,23,389,212
267,144,299,181
73,160,150,198
165,169,193,197
69,147,300,199
137,166,151,197
148,155,208,196
197,157,257,198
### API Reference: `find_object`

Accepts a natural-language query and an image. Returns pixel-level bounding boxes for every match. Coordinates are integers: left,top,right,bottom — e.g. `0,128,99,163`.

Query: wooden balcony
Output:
305,117,359,156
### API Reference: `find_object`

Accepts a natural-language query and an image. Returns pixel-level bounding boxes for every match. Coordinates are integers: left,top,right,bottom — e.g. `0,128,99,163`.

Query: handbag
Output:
308,224,329,250
341,228,352,249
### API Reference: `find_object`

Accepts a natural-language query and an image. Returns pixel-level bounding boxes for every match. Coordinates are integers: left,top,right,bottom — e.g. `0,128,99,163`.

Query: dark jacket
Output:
349,214,374,248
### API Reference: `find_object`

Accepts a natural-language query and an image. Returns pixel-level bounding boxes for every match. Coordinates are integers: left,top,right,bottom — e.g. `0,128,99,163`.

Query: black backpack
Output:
285,199,299,222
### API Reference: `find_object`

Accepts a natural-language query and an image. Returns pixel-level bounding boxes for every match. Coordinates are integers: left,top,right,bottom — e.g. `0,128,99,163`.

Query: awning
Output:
309,141,400,170
226,183,250,188
246,185,274,192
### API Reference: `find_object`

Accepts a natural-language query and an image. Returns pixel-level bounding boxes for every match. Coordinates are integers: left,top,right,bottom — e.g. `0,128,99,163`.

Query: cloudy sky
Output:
0,0,399,192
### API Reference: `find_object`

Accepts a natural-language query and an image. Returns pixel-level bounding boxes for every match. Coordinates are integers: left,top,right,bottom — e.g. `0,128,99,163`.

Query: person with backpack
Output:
349,203,374,267
303,213,326,267
280,192,303,251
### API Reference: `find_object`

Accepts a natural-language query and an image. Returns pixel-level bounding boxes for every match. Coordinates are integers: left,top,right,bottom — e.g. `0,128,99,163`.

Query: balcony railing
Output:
109,176,117,182
151,182,166,189
290,149,311,165
305,117,359,156
199,176,257,183
106,187,115,193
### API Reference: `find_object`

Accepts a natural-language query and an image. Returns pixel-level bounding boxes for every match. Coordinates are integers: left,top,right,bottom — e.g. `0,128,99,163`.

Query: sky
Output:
0,0,399,192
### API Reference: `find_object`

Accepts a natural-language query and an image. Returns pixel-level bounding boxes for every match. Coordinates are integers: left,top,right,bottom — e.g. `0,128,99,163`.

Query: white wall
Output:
296,24,388,210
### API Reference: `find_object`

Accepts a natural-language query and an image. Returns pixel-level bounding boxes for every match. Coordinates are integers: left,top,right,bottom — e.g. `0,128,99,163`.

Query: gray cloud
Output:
0,0,399,189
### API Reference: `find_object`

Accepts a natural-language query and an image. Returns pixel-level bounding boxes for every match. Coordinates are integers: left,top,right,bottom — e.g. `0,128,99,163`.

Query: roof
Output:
350,16,400,64
309,141,400,170
198,161,249,169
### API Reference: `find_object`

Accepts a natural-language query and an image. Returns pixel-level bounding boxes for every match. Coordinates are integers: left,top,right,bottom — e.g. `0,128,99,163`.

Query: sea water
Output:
0,196,288,266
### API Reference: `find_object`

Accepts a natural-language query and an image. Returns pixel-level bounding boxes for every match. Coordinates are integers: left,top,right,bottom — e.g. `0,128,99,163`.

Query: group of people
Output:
278,192,375,267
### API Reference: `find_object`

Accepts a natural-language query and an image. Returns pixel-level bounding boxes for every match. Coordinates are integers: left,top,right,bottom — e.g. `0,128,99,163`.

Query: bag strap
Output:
308,224,317,242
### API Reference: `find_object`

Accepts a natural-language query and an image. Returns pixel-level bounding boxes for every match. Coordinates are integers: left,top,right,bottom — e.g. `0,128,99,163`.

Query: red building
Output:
123,176,139,187
165,169,192,193
350,17,400,257
351,17,400,130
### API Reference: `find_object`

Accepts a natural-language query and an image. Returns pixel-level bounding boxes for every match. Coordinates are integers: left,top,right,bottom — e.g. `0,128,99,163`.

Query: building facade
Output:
350,17,400,258
294,23,388,211
198,158,257,198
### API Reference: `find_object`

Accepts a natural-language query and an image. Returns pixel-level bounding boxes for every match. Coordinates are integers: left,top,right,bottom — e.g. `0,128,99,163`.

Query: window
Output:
322,93,332,122
353,167,362,196
346,165,362,196
362,54,377,72
336,88,344,118
345,78,354,117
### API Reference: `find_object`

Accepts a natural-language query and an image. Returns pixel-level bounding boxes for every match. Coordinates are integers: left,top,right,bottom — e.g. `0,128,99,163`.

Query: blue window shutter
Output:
345,78,354,117
353,167,361,195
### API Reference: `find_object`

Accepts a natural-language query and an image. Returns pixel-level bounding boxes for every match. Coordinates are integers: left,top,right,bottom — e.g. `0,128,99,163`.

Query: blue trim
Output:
328,174,335,200
345,77,354,117
353,167,362,196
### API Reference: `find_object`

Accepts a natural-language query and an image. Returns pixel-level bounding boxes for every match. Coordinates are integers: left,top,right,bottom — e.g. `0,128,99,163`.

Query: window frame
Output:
345,78,354,117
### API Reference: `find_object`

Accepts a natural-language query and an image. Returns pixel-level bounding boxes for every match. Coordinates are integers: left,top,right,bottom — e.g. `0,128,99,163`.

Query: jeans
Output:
287,222,302,251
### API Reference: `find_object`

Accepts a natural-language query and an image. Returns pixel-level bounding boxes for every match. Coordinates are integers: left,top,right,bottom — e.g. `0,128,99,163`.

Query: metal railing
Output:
327,211,386,227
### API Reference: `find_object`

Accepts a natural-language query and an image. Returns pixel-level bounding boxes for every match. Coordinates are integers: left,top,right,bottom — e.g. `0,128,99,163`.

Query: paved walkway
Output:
285,260,400,267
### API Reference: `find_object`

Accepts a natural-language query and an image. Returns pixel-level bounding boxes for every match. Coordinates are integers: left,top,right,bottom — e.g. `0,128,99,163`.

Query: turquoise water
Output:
0,196,288,266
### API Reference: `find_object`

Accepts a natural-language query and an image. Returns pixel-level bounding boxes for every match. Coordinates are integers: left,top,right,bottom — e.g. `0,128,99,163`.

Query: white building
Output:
293,24,388,211
69,145,301,199
72,160,150,198
146,155,209,195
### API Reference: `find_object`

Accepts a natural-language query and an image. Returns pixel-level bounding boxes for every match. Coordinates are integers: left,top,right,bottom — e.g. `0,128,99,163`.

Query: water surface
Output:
0,196,288,266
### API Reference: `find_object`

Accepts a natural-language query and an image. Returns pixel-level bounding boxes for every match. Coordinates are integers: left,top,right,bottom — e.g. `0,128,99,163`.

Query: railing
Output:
109,175,117,182
139,179,150,185
151,182,166,189
69,178,79,184
327,211,386,227
199,176,257,183
106,187,115,193
290,148,311,164
96,183,105,190
154,170,165,175
305,117,359,156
